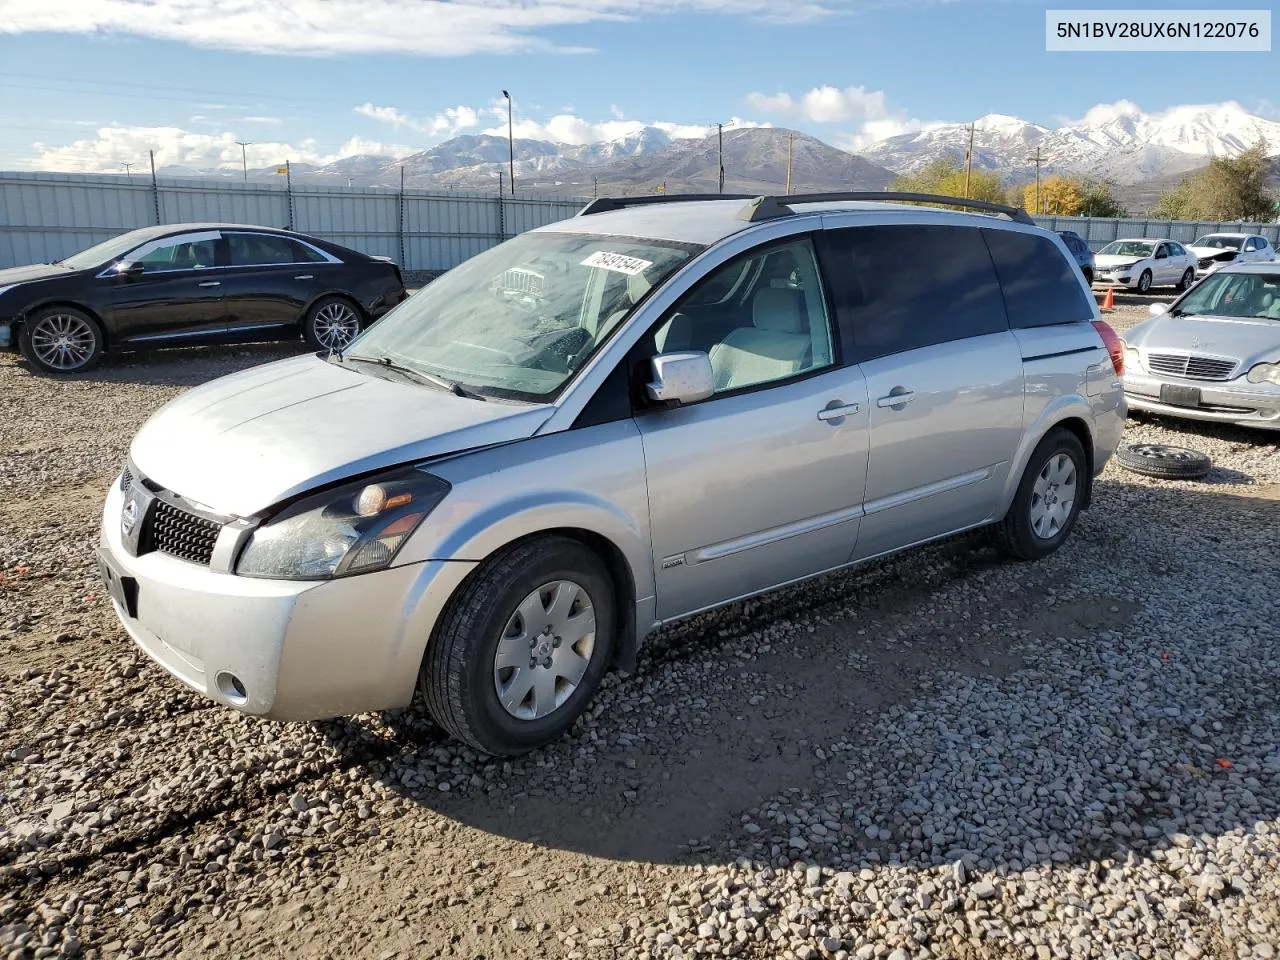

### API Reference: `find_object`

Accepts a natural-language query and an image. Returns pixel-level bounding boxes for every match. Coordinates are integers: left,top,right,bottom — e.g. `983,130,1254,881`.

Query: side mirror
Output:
1149,303,1169,317
646,351,714,406
113,262,144,282
1155,251,1168,259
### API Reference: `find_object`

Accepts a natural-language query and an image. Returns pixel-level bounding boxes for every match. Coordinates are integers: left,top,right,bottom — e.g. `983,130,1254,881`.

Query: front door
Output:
636,237,870,620
106,231,228,344
822,223,1026,561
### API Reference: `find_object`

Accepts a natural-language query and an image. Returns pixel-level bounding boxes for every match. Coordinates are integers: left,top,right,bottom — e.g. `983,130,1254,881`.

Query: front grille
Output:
1146,353,1238,381
1197,258,1214,269
150,499,221,565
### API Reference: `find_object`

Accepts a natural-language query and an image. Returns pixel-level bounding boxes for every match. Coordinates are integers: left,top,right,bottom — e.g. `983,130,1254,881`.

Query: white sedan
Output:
1093,238,1197,294
1187,232,1276,279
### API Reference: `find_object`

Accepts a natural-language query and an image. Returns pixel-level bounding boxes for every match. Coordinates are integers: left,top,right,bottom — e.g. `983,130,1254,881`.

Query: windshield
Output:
1099,240,1155,257
1192,235,1243,250
344,231,701,401
1172,271,1280,321
58,229,156,270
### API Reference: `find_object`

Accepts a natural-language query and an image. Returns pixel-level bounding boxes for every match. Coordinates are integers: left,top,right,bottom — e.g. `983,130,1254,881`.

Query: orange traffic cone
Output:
1100,287,1115,312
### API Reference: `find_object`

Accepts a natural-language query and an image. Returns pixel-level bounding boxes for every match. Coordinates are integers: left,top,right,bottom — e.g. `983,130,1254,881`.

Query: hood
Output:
1095,254,1146,269
0,262,75,288
129,355,553,517
1125,314,1280,368
1186,247,1239,262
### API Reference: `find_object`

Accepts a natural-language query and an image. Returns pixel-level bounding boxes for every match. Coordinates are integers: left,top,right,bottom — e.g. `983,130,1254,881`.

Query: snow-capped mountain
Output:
862,103,1280,183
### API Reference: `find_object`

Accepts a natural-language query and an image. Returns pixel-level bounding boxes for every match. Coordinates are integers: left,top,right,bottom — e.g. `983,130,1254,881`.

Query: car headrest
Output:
627,272,651,304
752,287,807,335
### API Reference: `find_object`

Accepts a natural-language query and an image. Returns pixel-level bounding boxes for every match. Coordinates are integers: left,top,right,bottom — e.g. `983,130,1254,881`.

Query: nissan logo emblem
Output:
121,498,138,536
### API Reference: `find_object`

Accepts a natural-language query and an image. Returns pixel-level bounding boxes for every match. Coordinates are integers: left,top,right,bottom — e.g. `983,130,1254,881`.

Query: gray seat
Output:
708,288,811,391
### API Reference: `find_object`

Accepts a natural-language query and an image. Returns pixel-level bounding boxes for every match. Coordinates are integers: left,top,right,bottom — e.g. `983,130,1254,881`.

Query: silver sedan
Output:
1122,263,1280,431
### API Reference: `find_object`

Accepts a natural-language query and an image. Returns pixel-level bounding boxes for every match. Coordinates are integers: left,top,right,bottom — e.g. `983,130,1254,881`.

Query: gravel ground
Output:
2,296,1278,960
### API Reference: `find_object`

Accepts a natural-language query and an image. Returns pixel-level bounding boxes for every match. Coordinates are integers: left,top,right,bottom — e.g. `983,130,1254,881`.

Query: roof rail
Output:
736,192,1037,225
576,193,756,216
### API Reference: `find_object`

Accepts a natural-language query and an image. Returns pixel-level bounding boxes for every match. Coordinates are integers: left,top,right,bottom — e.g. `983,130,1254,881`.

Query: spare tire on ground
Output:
1116,443,1212,480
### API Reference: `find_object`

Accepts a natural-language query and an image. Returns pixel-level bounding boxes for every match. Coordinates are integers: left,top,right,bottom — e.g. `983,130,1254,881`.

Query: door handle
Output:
876,389,915,409
294,274,314,280
816,402,859,422
197,281,221,288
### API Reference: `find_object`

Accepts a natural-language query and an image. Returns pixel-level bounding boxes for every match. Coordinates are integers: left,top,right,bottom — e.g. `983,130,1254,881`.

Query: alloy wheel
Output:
1029,452,1077,540
493,580,596,721
311,302,360,350
29,313,97,371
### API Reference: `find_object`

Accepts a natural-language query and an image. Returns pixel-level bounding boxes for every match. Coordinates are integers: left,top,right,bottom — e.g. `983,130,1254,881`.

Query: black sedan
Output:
0,223,409,374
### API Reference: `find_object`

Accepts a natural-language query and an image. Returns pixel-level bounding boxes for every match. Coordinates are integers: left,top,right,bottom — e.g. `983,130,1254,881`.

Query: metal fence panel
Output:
1034,213,1280,250
3,172,1277,271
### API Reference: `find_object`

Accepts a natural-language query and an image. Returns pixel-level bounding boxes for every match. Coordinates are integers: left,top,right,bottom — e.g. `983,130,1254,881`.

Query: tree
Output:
889,158,1007,206
1079,178,1127,218
1153,141,1276,221
1023,175,1084,216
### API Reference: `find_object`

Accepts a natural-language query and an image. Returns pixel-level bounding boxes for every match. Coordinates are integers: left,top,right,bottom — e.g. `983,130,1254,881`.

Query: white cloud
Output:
480,113,767,145
746,83,925,150
1060,99,1143,128
354,102,479,137
0,0,859,57
25,124,415,173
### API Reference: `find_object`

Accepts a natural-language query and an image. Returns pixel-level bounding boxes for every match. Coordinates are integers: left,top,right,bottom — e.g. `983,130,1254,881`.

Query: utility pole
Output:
234,140,252,182
592,176,598,198
786,133,794,195
498,170,505,197
501,90,515,194
1034,147,1042,216
121,162,133,178
963,123,974,199
717,123,725,194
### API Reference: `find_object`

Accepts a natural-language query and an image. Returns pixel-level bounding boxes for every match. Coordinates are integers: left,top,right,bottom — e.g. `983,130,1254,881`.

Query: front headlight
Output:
1246,362,1280,387
236,467,450,580
1121,340,1142,372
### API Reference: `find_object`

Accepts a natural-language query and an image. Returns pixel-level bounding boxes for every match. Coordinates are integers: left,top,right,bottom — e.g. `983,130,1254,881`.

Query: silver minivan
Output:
97,193,1126,755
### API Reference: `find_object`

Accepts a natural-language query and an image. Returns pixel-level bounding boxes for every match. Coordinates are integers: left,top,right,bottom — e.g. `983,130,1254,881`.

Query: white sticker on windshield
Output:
581,250,653,276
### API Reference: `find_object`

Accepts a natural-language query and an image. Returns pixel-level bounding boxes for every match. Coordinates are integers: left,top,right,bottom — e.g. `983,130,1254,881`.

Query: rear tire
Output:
302,296,362,352
996,428,1087,561
19,306,104,375
420,536,616,756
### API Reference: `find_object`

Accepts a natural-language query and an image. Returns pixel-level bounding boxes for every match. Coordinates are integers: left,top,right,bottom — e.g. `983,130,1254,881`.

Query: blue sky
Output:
0,0,1275,171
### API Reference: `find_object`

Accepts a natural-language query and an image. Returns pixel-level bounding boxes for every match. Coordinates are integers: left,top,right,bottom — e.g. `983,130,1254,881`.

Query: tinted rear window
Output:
826,224,1008,362
983,229,1094,328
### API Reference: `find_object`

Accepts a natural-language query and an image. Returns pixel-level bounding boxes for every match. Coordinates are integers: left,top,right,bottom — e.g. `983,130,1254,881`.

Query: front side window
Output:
130,235,218,273
1244,238,1260,252
345,231,699,401
1169,242,1187,257
826,224,1007,360
649,238,836,394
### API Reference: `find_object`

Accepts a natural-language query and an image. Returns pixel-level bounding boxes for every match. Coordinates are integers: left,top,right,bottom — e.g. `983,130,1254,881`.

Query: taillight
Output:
1092,319,1124,376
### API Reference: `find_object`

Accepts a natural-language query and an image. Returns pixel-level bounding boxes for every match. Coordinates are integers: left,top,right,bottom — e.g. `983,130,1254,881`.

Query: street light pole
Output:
121,162,133,178
501,90,515,194
717,122,725,193
234,140,252,182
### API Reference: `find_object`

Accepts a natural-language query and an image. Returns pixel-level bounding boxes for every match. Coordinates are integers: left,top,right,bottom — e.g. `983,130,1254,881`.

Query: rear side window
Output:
983,229,1094,329
825,224,1007,362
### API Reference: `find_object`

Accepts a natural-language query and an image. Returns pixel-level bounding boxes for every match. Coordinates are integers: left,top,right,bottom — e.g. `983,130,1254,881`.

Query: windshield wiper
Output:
342,354,486,400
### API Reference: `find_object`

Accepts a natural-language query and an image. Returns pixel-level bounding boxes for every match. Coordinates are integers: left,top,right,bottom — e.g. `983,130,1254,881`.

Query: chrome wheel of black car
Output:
304,298,361,351
20,308,103,374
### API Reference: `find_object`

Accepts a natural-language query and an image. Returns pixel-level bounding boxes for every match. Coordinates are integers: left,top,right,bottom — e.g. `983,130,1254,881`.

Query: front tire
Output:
19,306,104,375
420,536,616,756
1136,270,1152,294
997,428,1087,561
302,296,362,352
1177,268,1194,291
